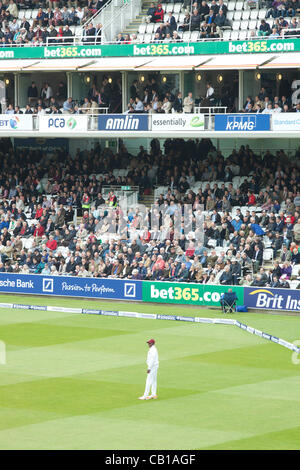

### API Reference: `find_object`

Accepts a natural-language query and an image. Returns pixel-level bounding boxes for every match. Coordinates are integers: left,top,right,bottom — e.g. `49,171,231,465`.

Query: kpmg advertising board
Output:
214,114,271,131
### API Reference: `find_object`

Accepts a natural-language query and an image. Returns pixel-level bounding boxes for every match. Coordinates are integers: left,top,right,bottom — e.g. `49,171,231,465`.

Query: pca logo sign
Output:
42,278,54,293
124,283,136,298
67,117,76,129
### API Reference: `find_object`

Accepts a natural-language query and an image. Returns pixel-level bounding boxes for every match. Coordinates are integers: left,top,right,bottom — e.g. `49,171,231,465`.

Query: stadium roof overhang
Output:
2,52,300,72
259,52,300,69
194,53,277,70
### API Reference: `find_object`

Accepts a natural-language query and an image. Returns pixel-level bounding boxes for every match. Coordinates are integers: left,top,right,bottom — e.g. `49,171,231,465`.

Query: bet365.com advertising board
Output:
142,281,244,307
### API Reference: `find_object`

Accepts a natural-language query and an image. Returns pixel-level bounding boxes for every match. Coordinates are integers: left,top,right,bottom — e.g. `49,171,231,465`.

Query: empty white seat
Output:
227,11,234,21
235,1,244,10
227,1,236,11
232,20,240,30
250,9,258,19
230,29,239,39
239,29,248,39
146,23,154,33
233,10,242,20
183,31,191,41
173,3,181,13
178,12,185,22
166,3,174,12
191,31,199,41
144,33,152,43
223,29,231,40
138,23,146,34
242,9,250,19
240,19,249,29
258,9,267,18
249,19,258,29
25,10,32,19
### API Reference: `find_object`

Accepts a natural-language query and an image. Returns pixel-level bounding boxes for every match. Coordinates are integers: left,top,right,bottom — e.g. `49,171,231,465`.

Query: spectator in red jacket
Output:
35,204,43,219
153,4,164,23
247,191,256,206
46,234,58,251
34,222,44,238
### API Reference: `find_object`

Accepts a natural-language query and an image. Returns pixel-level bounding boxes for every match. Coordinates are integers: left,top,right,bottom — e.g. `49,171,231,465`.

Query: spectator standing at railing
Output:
191,9,201,30
183,92,194,113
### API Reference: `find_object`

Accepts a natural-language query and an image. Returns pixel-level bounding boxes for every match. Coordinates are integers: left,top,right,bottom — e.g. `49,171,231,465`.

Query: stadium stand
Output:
0,0,299,46
0,137,298,288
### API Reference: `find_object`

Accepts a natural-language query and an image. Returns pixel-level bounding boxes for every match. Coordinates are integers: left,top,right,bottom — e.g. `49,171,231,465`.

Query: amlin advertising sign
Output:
98,114,149,131
151,114,204,131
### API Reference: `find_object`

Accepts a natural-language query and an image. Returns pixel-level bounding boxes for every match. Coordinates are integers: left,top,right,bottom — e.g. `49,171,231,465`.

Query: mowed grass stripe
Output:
0,300,299,449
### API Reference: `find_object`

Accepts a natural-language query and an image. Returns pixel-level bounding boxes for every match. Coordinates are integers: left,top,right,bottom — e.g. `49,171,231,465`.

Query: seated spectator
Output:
258,19,271,36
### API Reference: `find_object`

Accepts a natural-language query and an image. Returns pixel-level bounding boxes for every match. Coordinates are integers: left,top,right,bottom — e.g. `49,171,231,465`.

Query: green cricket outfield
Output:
0,293,300,450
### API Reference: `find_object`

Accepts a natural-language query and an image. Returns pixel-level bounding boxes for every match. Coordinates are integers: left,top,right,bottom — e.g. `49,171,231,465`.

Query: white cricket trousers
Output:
144,367,158,397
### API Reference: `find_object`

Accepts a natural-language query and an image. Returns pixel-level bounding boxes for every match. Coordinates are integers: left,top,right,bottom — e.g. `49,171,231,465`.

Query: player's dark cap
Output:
147,339,155,345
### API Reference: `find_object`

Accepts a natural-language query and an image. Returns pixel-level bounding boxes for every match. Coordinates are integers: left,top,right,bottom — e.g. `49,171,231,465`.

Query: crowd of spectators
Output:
0,0,107,46
0,138,298,289
4,75,122,114
115,0,231,44
242,86,300,113
127,78,234,113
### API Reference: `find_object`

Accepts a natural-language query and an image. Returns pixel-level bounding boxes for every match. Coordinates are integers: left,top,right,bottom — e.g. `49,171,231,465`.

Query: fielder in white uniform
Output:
139,339,159,400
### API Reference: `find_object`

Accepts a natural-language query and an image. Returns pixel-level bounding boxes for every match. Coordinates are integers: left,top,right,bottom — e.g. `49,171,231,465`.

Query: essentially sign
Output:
98,114,148,131
0,38,297,60
142,281,244,306
244,287,300,312
151,114,204,131
214,114,270,131
0,114,32,131
39,115,88,132
272,113,300,131
0,273,142,301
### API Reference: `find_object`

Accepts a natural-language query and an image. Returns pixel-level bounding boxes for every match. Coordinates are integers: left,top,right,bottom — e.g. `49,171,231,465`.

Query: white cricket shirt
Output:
147,345,159,370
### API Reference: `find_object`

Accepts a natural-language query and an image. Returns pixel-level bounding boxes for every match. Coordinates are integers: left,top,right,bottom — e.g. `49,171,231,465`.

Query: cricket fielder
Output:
139,339,159,400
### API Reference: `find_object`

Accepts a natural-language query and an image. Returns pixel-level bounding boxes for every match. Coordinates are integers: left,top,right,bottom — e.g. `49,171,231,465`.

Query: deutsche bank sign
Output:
98,114,149,131
0,273,142,301
215,114,270,131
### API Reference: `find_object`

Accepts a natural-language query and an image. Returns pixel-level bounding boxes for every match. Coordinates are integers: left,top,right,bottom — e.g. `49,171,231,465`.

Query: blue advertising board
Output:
214,114,270,131
98,114,149,131
244,286,300,312
0,273,142,301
